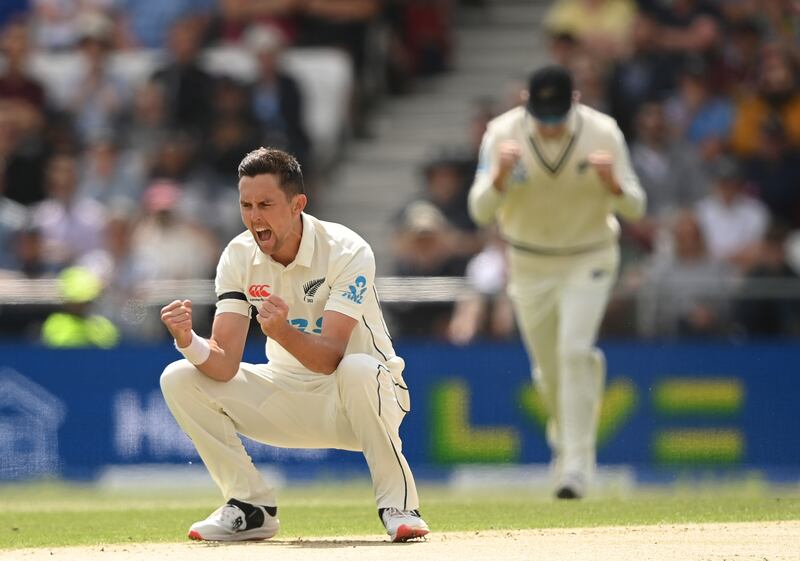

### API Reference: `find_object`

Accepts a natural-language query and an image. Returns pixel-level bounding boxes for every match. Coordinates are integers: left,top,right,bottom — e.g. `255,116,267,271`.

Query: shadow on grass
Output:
190,538,425,549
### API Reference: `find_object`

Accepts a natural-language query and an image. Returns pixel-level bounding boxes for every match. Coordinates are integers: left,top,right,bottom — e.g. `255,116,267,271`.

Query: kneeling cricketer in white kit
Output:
468,65,646,499
160,147,429,542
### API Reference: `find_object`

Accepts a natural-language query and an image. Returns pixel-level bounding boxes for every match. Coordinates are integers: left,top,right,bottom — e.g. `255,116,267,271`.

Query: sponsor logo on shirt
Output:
511,160,528,182
342,275,368,304
303,277,326,303
248,284,271,299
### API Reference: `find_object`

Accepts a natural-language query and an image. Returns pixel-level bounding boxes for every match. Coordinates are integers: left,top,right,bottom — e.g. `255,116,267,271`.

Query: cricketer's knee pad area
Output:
557,347,605,387
335,353,381,392
160,359,202,397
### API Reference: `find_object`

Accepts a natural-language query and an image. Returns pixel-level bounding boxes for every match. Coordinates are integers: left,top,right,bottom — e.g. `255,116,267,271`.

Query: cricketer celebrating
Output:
159,148,429,542
468,65,646,499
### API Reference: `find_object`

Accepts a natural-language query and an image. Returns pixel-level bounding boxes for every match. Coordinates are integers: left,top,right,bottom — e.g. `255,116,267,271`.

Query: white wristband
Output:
175,331,211,365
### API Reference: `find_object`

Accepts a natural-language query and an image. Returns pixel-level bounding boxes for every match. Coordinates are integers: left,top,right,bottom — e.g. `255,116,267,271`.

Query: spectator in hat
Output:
391,199,463,337
393,199,463,278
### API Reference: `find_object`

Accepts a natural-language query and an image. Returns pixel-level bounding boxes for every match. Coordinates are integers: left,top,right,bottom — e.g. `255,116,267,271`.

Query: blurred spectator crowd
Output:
390,0,800,342
0,0,456,343
2,0,800,346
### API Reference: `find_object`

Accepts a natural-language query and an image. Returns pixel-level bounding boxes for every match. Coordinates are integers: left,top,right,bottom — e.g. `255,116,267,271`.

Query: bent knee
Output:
160,359,201,395
335,353,381,386
557,347,606,382
557,345,595,362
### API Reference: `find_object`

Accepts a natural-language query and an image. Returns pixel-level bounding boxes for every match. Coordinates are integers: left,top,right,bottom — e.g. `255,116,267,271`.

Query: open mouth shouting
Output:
254,226,273,244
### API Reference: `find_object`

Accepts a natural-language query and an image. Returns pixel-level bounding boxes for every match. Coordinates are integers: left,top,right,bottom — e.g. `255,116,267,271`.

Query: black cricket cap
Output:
526,64,574,122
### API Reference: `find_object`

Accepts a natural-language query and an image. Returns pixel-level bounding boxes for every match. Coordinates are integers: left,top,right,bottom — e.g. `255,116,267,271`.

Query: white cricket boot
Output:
188,498,280,541
380,507,430,542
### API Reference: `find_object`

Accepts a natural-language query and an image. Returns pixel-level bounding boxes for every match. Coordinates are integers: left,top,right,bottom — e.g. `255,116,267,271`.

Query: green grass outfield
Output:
1,481,799,549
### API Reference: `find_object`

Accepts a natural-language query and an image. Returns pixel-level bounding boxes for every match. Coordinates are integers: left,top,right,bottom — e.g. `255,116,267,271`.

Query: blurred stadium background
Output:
1,0,799,496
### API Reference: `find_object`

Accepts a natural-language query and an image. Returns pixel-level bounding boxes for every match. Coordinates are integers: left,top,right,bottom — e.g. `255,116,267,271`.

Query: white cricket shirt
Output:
468,104,646,253
215,213,396,374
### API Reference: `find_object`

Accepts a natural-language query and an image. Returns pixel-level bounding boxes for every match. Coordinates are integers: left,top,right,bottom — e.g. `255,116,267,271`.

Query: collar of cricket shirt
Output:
526,106,583,176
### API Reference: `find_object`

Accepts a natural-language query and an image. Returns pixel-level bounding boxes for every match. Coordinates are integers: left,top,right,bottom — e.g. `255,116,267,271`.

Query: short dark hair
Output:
238,147,305,198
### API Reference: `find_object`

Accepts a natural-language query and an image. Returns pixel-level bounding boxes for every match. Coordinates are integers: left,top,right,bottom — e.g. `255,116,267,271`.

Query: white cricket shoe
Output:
188,498,279,541
381,507,430,542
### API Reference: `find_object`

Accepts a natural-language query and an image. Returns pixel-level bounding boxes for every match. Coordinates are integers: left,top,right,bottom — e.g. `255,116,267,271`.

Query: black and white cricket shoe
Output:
380,507,430,542
188,498,279,541
555,485,582,499
555,472,586,500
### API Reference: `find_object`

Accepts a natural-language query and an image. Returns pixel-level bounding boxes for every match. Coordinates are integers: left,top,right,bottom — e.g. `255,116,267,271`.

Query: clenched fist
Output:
588,150,622,195
161,299,193,347
492,140,522,193
256,294,290,338
497,140,522,175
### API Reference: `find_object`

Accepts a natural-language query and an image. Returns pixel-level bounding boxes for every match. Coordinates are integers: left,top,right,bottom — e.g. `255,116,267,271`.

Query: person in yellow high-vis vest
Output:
41,266,119,348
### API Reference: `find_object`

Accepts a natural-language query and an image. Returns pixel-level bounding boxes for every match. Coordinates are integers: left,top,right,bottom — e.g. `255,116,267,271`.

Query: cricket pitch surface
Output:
4,521,798,561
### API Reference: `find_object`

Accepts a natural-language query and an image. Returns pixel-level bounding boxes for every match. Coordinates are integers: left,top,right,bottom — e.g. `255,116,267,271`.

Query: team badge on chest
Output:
303,277,326,303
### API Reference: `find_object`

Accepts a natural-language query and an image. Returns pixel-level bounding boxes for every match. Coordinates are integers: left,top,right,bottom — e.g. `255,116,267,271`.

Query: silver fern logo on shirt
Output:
303,277,325,303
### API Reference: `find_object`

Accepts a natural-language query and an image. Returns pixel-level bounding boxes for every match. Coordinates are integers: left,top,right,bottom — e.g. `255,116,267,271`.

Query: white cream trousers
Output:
160,354,418,510
508,243,619,486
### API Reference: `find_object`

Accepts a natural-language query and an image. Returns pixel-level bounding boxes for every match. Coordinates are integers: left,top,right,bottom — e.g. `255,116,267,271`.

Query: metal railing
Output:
3,276,800,339
0,277,478,306
3,276,800,306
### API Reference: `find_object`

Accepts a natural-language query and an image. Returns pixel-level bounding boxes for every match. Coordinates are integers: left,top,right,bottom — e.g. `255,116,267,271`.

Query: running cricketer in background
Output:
468,65,646,499
159,147,429,542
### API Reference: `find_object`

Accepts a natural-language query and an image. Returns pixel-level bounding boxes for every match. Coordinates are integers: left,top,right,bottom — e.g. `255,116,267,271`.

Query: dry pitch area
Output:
3,522,798,561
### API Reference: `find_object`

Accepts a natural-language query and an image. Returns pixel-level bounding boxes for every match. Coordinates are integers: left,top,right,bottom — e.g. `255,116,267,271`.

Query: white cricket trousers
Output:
507,243,619,487
160,353,419,511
